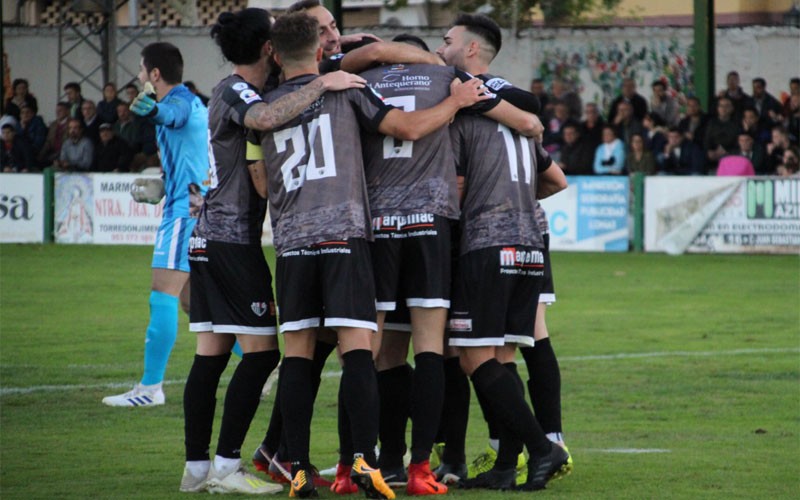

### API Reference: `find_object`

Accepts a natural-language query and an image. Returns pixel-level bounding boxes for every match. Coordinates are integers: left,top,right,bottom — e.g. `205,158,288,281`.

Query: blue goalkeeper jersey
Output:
151,84,209,219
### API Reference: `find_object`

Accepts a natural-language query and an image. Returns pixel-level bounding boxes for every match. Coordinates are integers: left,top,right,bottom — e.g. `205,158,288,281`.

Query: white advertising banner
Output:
55,173,164,245
644,176,800,254
0,173,45,243
540,176,630,252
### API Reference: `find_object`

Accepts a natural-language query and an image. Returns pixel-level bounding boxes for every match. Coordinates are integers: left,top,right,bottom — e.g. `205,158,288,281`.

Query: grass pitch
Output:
1,244,798,499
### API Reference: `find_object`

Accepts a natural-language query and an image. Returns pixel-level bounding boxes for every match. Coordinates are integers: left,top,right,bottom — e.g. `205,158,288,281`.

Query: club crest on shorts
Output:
251,301,268,317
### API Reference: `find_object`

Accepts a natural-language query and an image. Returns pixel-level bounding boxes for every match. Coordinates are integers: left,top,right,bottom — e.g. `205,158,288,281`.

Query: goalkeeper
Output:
103,42,210,408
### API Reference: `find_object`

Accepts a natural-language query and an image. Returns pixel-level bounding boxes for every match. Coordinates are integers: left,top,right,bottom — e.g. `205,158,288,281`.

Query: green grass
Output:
1,245,799,499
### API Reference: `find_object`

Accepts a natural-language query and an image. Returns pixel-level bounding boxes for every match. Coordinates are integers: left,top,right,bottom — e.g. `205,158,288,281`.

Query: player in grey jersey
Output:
247,13,490,500
358,34,546,494
435,13,571,492
180,8,367,495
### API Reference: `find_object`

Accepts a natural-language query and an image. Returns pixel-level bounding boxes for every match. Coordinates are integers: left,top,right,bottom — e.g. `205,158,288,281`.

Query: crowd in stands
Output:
538,71,800,177
1,79,161,173
2,71,799,176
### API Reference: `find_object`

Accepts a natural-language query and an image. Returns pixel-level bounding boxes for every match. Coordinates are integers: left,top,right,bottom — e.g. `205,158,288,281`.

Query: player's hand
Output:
319,71,367,91
130,82,158,117
449,78,492,108
131,177,165,204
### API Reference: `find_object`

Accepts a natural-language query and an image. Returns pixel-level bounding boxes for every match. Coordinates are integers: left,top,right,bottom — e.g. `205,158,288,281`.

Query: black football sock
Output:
495,362,525,470
377,364,412,469
311,339,337,398
337,377,354,465
280,356,314,467
440,356,469,465
261,360,284,455
470,359,551,458
522,338,562,435
341,349,379,466
474,376,500,441
410,352,444,464
184,353,231,461
217,350,280,459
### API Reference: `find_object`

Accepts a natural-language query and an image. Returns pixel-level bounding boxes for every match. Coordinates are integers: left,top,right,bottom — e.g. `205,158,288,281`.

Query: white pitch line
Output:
1,347,797,397
585,448,671,454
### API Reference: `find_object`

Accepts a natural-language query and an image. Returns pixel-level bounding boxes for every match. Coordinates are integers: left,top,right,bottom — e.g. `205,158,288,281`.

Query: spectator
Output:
56,118,93,172
766,126,791,172
776,146,800,176
183,81,210,107
741,106,771,146
751,77,783,126
716,70,752,120
661,127,706,175
581,102,605,150
123,83,139,103
97,82,122,125
113,101,139,150
529,78,549,119
80,100,101,145
559,122,594,175
1,123,35,172
613,100,646,147
38,102,71,166
786,94,800,145
63,82,84,120
704,96,739,172
625,133,656,175
548,78,582,122
0,113,19,132
593,125,626,175
678,96,708,147
4,78,38,120
649,80,679,127
543,101,573,161
732,132,767,174
19,104,47,163
94,123,132,172
642,112,668,162
781,77,800,118
608,77,648,123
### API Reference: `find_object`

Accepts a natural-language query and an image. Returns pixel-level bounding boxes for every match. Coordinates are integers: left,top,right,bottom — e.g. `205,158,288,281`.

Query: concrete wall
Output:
4,25,798,123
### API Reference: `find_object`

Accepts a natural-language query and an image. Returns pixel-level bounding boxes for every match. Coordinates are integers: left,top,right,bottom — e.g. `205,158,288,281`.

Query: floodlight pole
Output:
693,0,715,113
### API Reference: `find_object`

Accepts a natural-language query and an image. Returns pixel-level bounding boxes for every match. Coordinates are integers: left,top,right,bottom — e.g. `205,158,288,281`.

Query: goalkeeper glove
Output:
130,82,158,117
131,177,165,204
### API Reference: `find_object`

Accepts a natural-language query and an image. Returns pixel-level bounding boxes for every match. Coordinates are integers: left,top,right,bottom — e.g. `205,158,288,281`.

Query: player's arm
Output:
245,132,268,199
483,102,544,139
377,78,490,141
130,85,192,128
244,71,367,131
340,42,443,73
536,141,567,199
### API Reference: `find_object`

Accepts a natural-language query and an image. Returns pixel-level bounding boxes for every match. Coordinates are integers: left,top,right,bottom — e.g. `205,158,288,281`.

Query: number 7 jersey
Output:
250,74,394,255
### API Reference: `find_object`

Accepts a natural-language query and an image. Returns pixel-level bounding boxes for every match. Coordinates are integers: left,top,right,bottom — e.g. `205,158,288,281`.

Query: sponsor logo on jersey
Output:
484,77,511,91
499,247,544,267
373,213,435,231
231,82,262,104
251,301,268,317
189,236,207,251
449,318,472,332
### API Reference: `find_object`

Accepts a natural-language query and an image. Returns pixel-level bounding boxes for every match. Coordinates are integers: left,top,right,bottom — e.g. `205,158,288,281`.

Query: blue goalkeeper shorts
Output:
152,216,195,272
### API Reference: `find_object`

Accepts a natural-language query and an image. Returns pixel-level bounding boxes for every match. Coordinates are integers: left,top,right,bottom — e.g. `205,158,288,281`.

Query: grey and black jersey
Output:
451,113,549,254
359,64,499,219
194,74,266,244
254,74,393,255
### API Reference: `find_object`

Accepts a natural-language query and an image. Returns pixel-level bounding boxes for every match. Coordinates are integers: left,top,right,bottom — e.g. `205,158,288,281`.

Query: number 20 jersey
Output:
255,74,393,255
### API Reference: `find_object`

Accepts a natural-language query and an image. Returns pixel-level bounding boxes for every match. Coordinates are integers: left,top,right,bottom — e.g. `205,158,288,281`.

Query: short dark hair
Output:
652,80,666,89
645,112,665,127
752,77,766,87
667,126,681,134
271,13,319,63
64,82,81,93
124,83,138,92
790,77,800,86
287,0,321,13
452,13,502,59
727,70,739,78
56,101,70,111
67,117,83,128
392,34,430,52
211,8,273,65
12,78,29,91
141,42,184,84
742,106,759,116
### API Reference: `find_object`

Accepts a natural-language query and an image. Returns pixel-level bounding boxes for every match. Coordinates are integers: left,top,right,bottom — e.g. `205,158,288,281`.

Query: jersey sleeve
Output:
221,81,264,126
454,69,500,114
319,53,345,74
486,78,542,115
349,86,396,134
153,93,192,128
534,140,552,173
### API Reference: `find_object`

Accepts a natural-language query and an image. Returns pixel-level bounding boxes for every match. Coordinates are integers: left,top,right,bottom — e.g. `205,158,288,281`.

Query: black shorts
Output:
448,245,544,348
370,213,451,311
539,233,556,304
276,238,377,333
189,238,277,335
